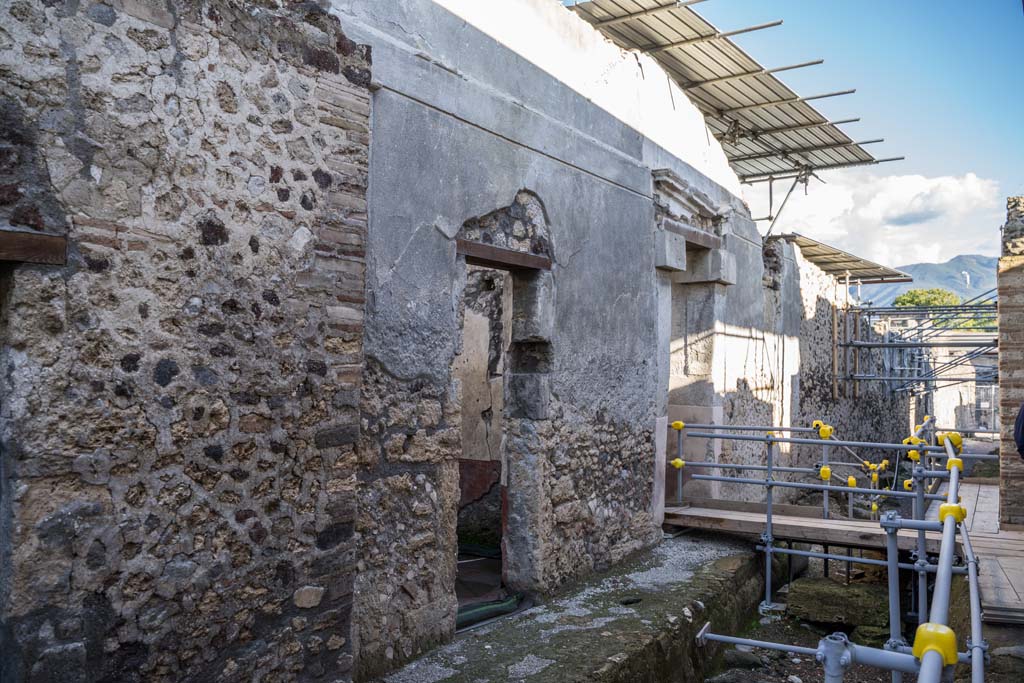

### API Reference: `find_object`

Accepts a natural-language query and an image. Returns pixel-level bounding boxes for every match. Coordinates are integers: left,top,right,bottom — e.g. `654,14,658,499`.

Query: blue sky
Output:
692,0,1024,264
696,0,1024,195
563,0,1023,264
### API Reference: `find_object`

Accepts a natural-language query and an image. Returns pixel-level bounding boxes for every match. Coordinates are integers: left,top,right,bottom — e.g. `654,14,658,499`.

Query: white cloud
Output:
742,170,1003,266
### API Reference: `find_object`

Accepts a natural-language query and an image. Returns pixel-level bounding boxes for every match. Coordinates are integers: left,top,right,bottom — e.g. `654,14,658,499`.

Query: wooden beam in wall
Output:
456,239,551,271
0,230,67,265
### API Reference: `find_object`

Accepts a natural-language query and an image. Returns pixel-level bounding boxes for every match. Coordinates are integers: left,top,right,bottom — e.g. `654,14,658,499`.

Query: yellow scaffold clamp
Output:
903,479,914,492
871,471,879,484
881,459,890,470
923,414,932,422
946,457,964,472
912,623,958,666
847,476,857,488
862,460,871,469
818,424,834,440
812,419,825,429
871,502,879,513
908,449,921,462
671,421,685,431
938,503,967,524
938,431,963,454
819,465,832,481
670,458,686,469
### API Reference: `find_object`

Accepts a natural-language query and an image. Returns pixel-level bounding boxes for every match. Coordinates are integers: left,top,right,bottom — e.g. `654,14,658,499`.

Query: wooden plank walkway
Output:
933,484,1024,624
666,483,1024,624
664,505,944,553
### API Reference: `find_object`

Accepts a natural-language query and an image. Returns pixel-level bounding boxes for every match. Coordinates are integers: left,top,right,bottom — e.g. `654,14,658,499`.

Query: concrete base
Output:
381,534,764,683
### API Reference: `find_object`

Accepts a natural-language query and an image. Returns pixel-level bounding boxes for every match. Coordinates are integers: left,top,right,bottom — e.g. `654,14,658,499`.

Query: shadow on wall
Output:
665,379,778,504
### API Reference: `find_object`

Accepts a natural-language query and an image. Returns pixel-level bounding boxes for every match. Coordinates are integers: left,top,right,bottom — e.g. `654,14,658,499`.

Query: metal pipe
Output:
762,441,775,610
716,117,860,140
848,643,920,674
686,59,824,89
721,87,853,114
647,19,784,53
927,440,961,626
914,466,928,623
688,474,944,500
682,423,817,432
959,527,986,683
822,444,830,519
740,157,905,183
683,431,948,453
842,340,996,348
684,461,816,474
676,428,684,505
758,546,965,575
590,0,709,27
917,650,945,682
701,630,819,657
884,513,904,683
729,138,884,163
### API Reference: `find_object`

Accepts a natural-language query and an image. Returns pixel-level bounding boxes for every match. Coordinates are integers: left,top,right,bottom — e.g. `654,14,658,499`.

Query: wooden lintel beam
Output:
456,239,551,271
0,230,67,265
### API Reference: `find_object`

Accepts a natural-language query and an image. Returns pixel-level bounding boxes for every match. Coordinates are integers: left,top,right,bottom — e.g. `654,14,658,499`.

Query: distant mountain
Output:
858,255,998,307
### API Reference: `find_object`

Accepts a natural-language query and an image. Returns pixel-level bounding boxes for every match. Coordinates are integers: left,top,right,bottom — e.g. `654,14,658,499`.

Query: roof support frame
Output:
720,89,855,115
741,157,905,183
644,19,783,54
684,59,824,90
585,0,709,28
729,138,883,163
714,117,861,141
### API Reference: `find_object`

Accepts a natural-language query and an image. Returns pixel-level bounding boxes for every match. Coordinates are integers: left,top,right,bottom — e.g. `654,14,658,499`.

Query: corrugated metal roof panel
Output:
773,233,912,284
567,0,901,183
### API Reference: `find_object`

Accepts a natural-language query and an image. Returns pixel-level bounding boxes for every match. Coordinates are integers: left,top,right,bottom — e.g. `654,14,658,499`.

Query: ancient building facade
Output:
1,1,915,682
1,1,370,681
998,196,1024,524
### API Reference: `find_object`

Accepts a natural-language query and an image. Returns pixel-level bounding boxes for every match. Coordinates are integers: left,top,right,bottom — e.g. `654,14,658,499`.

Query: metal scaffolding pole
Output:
689,426,983,683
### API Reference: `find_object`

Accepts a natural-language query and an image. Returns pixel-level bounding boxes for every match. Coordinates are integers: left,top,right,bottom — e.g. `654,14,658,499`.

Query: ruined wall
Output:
999,196,1024,524
0,2,370,681
667,230,910,503
788,246,911,465
329,0,697,675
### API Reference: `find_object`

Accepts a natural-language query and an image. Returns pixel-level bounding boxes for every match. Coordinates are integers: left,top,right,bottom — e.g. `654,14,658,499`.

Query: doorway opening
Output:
452,265,515,625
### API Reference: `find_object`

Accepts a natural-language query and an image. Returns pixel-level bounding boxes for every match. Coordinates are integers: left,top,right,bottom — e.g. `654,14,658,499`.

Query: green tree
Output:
893,288,961,307
893,287,994,330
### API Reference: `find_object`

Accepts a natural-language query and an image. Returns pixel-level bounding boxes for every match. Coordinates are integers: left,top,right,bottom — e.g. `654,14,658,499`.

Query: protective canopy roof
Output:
567,1,900,183
774,233,912,285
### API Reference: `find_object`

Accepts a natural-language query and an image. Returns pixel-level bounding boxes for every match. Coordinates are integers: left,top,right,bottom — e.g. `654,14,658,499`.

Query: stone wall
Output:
667,231,911,503
999,196,1024,524
0,2,370,681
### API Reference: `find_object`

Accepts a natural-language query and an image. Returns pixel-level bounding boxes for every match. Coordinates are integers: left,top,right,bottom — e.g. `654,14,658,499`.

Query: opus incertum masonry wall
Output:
0,2,370,680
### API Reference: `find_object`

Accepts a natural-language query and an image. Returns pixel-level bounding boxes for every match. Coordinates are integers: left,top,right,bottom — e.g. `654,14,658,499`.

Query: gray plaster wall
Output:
331,1,696,676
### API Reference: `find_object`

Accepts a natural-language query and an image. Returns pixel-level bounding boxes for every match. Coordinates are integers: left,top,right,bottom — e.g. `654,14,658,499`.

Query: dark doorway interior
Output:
453,266,514,625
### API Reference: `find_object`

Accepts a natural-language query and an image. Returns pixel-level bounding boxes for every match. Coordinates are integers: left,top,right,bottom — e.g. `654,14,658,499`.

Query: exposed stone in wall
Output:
459,190,552,257
0,2,370,681
673,237,910,504
504,401,661,593
354,357,461,678
1003,196,1024,257
788,248,910,473
998,197,1024,524
355,187,660,676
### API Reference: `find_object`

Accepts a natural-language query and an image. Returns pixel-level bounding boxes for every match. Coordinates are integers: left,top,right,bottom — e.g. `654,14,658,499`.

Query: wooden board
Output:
0,230,67,265
667,485,1024,624
663,506,944,553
